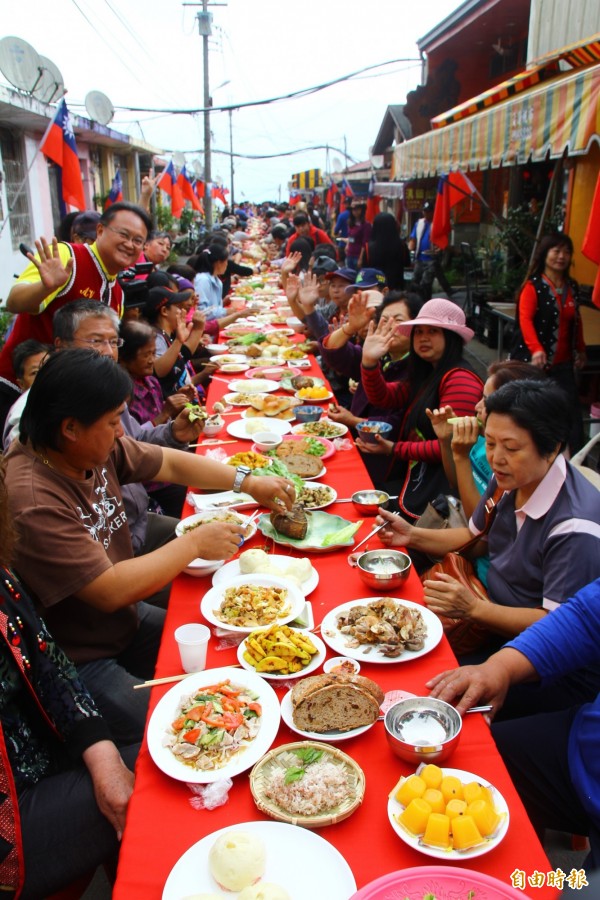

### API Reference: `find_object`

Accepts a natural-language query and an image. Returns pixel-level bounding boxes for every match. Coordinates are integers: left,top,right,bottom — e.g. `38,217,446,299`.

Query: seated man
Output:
0,200,153,385
6,349,295,744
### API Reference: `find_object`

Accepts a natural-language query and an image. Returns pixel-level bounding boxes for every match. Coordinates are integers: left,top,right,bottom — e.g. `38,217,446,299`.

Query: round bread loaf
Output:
291,673,384,733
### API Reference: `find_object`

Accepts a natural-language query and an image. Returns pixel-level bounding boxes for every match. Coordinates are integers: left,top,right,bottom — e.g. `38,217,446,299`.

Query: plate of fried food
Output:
241,394,298,420
237,625,326,679
292,418,349,439
320,598,443,663
200,574,306,634
225,450,273,470
297,482,337,510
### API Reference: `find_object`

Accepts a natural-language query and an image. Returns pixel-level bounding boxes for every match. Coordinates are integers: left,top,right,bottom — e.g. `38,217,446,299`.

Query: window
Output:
0,128,32,250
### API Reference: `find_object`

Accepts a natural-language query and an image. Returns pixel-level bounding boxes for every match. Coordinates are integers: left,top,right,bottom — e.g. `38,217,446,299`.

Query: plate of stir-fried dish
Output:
200,574,306,633
147,666,280,782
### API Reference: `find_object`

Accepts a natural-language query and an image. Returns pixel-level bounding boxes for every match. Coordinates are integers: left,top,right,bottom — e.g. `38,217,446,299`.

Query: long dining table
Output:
113,315,558,899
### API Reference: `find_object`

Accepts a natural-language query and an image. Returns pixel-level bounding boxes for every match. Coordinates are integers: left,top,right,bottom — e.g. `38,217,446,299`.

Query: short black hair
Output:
167,263,196,280
119,320,155,363
375,291,423,323
20,349,132,450
293,213,309,227
53,299,119,343
485,379,571,456
100,201,153,237
12,340,52,379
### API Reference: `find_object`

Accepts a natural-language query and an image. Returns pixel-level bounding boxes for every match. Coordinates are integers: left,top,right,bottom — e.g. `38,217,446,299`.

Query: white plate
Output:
212,555,319,597
298,482,338,510
387,766,510,860
188,490,257,512
210,353,247,364
229,378,280,394
237,630,327,680
292,419,349,439
147,667,280,784
220,362,250,373
302,463,327,481
223,391,269,406
227,417,292,440
206,343,229,354
294,389,334,403
280,689,377,742
162,820,356,899
201,574,306,634
321,599,443,664
176,510,258,542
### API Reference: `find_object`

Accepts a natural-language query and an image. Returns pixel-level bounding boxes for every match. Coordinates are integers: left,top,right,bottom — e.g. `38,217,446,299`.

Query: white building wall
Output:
528,0,600,62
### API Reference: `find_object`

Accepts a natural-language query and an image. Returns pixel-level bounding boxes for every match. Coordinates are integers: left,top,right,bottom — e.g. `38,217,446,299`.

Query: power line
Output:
167,143,359,163
95,57,421,115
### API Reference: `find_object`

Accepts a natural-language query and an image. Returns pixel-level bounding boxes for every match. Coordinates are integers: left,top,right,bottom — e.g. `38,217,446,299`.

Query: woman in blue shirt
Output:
191,243,230,320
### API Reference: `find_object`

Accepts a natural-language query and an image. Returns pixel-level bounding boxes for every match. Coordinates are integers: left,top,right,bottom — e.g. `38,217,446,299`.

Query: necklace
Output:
36,451,54,470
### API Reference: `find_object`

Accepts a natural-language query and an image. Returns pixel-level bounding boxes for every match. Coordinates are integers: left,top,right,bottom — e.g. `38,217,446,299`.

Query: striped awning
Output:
393,62,600,181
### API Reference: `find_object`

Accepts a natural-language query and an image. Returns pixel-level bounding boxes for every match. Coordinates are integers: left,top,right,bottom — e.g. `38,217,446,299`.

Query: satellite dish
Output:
0,36,42,92
332,156,343,172
192,158,204,178
84,90,114,125
32,56,64,103
173,151,186,167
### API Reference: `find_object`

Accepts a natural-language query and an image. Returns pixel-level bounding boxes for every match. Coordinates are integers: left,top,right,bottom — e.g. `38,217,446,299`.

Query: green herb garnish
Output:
283,748,324,783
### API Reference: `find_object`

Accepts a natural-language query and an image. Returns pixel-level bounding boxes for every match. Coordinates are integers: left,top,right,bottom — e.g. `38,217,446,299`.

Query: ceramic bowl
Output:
252,432,283,452
355,421,393,445
293,405,323,423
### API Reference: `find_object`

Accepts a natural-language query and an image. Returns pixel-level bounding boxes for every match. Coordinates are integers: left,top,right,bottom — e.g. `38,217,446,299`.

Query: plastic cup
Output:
174,623,210,673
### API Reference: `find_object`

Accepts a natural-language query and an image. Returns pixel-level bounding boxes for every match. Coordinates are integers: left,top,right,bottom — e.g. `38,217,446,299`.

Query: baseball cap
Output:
71,211,101,240
143,286,190,318
325,266,355,284
312,256,339,276
345,268,386,295
169,274,195,293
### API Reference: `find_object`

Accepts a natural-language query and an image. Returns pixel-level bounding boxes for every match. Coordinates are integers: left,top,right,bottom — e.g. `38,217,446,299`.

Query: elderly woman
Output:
511,232,586,450
377,380,600,708
0,456,137,898
358,298,483,519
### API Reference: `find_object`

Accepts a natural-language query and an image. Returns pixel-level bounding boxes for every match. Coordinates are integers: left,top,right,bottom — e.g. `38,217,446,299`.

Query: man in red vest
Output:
0,201,153,384
284,211,335,257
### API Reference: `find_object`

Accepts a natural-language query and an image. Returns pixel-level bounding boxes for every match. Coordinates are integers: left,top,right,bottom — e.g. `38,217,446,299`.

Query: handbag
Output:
420,489,502,657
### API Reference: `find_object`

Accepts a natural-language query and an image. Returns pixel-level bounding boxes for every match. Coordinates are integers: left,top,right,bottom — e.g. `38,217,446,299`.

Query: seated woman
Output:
119,320,189,518
0,457,137,899
320,291,422,488
190,243,231,320
377,379,600,709
358,298,482,519
426,359,546,585
5,349,295,744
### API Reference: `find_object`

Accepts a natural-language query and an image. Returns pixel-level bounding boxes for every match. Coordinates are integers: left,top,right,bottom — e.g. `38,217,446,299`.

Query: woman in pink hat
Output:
358,298,482,520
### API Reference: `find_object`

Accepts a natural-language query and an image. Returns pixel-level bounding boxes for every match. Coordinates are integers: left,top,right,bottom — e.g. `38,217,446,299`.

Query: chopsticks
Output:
190,439,238,447
134,667,242,690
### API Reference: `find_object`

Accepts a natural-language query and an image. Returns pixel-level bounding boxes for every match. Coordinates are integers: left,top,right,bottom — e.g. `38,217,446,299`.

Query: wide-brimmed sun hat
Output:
396,298,474,342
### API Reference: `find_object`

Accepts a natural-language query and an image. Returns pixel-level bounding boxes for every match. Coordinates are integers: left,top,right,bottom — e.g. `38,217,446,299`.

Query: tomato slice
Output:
183,728,201,744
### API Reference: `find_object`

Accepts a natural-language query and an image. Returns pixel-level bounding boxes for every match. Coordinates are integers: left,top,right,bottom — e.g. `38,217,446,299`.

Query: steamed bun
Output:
283,557,312,583
238,885,291,900
209,831,266,892
239,549,270,574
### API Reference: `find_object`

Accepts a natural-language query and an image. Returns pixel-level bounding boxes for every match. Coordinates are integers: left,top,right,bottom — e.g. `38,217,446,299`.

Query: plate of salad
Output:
147,666,280,783
252,434,336,461
257,511,363,553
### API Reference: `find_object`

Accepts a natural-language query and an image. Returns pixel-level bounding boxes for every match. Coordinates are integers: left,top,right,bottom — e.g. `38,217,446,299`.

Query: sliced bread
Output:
291,673,384,733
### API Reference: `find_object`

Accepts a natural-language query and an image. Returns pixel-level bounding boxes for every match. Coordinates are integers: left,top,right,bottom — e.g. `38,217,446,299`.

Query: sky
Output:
2,0,462,202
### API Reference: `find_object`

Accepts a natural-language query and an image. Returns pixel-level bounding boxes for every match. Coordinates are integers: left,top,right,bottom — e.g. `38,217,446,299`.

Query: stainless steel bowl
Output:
384,697,462,764
351,489,390,516
348,549,411,591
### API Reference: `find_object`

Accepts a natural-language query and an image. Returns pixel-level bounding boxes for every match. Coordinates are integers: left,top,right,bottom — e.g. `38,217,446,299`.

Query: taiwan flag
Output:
177,165,201,211
289,189,302,206
582,171,600,308
325,179,338,208
157,160,183,218
39,99,85,210
194,179,206,200
105,168,123,208
341,178,354,199
431,171,476,249
211,184,228,204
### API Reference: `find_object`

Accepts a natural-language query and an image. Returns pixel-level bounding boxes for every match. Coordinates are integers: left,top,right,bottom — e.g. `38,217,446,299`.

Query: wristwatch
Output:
232,465,252,493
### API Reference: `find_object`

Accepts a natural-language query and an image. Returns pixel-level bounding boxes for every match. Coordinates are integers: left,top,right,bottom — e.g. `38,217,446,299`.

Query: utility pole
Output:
183,0,226,228
228,108,235,211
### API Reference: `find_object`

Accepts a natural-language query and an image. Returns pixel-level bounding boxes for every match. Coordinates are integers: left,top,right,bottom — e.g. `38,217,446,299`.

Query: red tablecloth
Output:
113,344,557,899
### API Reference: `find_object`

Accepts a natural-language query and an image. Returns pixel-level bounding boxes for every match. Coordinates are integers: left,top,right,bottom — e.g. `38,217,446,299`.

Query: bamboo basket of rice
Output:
250,741,365,828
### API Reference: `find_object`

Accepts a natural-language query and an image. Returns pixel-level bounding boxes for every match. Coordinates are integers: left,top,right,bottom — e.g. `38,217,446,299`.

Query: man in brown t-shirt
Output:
6,350,295,743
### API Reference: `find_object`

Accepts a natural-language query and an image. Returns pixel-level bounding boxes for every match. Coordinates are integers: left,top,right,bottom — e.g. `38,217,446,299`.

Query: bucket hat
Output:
396,298,474,342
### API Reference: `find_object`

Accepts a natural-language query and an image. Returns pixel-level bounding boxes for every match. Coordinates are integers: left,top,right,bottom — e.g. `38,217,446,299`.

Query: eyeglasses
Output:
76,337,124,349
104,225,146,248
